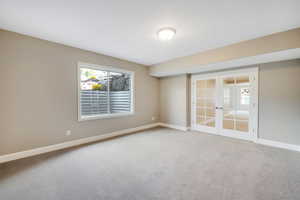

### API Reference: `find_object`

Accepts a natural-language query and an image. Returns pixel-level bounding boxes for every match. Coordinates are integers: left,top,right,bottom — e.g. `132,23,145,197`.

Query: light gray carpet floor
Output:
1,127,300,200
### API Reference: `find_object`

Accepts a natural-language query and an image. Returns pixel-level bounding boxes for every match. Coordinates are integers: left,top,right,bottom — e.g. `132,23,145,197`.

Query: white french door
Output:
191,68,258,141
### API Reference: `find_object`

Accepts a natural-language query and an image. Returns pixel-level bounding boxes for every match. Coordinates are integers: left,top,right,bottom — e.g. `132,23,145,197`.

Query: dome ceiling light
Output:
157,27,176,41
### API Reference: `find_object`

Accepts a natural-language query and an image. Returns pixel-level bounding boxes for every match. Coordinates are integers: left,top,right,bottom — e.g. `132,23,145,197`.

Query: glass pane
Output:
235,111,249,120
206,79,216,88
240,88,250,105
206,98,215,107
196,79,216,128
197,89,206,98
197,99,206,107
236,76,250,133
202,89,215,99
196,80,206,89
197,116,206,125
222,76,250,133
223,109,234,119
206,108,215,117
197,108,205,116
206,118,215,127
236,120,248,132
109,71,131,113
223,119,234,130
223,77,235,130
236,76,249,84
80,68,109,116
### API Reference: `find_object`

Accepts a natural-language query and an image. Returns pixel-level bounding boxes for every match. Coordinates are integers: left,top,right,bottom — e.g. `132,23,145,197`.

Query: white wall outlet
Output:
66,130,71,136
151,117,156,121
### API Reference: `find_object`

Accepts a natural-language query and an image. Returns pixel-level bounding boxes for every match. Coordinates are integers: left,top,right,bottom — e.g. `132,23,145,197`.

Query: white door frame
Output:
191,67,259,142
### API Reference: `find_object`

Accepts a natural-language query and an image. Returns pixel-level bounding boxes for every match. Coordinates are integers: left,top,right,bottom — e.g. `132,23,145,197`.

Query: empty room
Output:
1,0,300,199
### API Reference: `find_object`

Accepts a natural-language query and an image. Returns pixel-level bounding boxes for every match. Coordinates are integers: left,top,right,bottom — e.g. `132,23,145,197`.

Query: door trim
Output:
191,67,259,142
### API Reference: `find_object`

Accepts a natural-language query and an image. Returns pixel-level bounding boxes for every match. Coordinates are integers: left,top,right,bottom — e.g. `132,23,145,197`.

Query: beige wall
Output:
151,28,300,76
1,29,300,156
0,30,160,155
159,75,189,127
259,59,300,145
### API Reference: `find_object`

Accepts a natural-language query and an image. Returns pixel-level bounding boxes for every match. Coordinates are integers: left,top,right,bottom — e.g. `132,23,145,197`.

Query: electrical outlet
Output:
152,117,156,121
66,130,71,136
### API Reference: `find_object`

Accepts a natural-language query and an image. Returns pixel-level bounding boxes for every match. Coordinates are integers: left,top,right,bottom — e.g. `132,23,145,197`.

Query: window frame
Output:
77,62,135,121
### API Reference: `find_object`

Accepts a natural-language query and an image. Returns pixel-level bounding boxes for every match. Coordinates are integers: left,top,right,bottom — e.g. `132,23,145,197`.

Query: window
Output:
240,87,250,105
78,62,134,121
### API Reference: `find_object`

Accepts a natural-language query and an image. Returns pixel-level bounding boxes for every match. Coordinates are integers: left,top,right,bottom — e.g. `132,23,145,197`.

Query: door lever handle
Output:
215,107,223,110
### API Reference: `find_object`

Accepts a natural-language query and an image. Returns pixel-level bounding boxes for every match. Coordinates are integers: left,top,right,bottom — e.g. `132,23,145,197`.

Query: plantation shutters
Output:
79,66,133,119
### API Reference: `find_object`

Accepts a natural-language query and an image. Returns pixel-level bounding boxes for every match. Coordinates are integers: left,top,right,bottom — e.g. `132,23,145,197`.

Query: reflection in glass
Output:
223,76,250,132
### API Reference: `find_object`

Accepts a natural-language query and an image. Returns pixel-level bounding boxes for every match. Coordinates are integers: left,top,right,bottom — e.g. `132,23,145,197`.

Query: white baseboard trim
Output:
256,139,300,152
190,128,300,152
0,123,160,164
2,124,299,164
158,123,189,131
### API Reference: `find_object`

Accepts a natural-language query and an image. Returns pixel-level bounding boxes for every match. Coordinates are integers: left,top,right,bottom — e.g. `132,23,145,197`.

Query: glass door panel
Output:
222,75,250,133
195,79,216,130
222,77,236,131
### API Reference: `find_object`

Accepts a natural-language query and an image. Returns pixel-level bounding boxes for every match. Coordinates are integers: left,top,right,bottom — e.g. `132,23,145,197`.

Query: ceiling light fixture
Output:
157,27,176,41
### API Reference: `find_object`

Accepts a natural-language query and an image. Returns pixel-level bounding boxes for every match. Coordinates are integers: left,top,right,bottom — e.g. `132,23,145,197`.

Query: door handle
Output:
215,107,223,110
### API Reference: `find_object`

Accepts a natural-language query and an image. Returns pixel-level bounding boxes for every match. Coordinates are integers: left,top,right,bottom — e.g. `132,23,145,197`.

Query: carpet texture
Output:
1,127,300,200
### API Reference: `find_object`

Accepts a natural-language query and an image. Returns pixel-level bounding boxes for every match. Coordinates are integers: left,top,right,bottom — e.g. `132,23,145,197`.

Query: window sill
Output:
78,112,134,122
